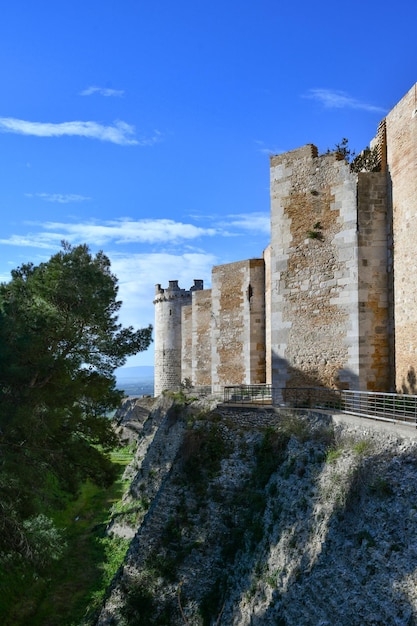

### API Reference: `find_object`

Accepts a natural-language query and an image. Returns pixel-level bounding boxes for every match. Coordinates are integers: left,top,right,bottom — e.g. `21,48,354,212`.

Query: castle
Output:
154,83,417,397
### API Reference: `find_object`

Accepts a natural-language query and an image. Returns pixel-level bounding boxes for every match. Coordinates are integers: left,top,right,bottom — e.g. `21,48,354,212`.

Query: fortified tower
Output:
152,84,417,397
153,280,203,396
269,142,391,392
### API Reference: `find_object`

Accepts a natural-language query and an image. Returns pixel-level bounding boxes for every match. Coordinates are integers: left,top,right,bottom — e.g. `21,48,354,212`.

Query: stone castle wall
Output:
269,146,362,390
181,303,193,384
263,245,272,384
192,289,212,386
357,172,392,390
211,259,265,391
154,261,266,394
154,84,417,397
385,84,417,392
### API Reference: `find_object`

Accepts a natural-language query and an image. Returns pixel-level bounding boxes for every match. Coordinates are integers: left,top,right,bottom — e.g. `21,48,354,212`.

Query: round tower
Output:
153,280,203,396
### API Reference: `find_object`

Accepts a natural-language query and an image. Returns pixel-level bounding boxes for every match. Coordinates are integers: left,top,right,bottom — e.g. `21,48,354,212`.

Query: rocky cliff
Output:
95,394,417,626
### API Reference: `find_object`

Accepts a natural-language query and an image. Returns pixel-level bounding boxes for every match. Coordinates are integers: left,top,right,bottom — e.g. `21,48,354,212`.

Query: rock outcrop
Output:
96,396,417,626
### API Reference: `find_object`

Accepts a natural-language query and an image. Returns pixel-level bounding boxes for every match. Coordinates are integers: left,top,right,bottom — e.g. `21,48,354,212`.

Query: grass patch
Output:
1,444,135,626
353,439,373,456
326,448,343,463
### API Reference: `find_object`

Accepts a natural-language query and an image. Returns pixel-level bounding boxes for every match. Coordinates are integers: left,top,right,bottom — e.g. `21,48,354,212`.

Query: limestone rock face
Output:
97,398,417,626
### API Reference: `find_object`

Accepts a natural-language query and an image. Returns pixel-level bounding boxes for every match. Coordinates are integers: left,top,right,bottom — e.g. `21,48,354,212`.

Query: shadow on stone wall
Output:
401,366,417,394
271,351,359,395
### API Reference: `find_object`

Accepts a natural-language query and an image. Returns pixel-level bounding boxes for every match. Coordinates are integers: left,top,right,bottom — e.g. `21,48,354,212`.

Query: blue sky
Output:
0,0,416,367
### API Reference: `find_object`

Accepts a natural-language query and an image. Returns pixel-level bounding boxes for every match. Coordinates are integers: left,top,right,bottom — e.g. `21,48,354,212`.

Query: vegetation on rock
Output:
94,400,417,626
327,137,381,172
4,386,417,624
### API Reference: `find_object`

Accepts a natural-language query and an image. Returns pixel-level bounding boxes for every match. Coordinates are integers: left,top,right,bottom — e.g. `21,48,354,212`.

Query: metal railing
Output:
223,385,417,426
223,384,273,405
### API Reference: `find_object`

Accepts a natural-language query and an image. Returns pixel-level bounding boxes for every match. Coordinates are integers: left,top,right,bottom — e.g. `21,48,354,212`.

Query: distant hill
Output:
115,366,154,396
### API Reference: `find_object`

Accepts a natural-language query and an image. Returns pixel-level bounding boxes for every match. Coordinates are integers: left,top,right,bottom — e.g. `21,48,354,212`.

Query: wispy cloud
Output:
107,251,218,330
254,140,283,156
0,218,219,248
80,86,124,97
0,222,218,332
136,130,163,146
0,214,267,336
25,193,91,204
0,232,66,250
305,89,387,114
218,212,270,235
113,252,216,295
0,117,145,145
42,218,219,245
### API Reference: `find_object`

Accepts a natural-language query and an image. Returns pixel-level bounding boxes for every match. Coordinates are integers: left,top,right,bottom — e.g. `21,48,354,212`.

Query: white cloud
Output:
113,251,216,293
134,130,163,147
80,86,124,97
219,212,270,235
0,218,219,249
0,232,65,249
0,117,142,145
97,250,218,366
254,139,283,156
0,212,271,258
0,212,267,365
305,89,387,114
25,193,91,204
110,251,217,329
41,218,219,245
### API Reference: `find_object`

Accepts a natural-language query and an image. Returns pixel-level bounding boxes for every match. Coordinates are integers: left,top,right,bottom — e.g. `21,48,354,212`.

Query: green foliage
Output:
98,534,131,586
326,448,343,463
22,514,66,568
307,229,322,240
279,412,323,443
165,389,198,407
307,221,323,240
180,422,231,485
199,576,225,626
164,389,187,403
327,137,355,162
120,573,174,626
0,243,152,571
353,438,373,456
0,441,134,625
111,497,149,526
327,138,381,172
120,576,158,625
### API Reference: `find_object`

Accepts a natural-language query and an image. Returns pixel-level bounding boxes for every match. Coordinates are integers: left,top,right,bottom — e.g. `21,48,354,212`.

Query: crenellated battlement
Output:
153,280,204,396
154,279,203,302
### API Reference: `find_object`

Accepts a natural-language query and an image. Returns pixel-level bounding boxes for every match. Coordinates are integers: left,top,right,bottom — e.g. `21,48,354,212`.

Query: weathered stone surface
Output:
385,85,417,392
97,398,417,626
211,259,266,391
